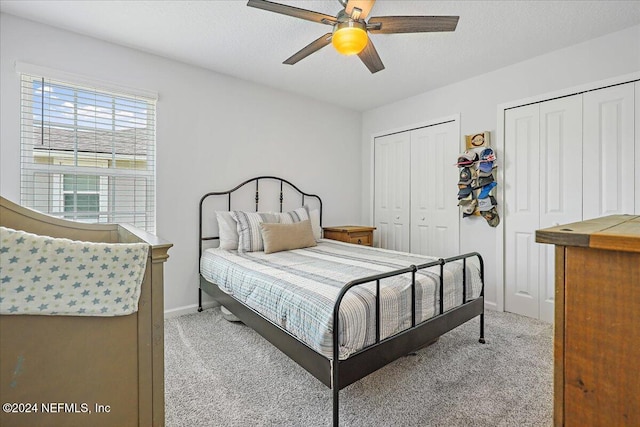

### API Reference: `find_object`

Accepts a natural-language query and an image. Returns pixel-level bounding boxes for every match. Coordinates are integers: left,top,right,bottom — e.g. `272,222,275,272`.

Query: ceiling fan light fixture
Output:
332,21,368,56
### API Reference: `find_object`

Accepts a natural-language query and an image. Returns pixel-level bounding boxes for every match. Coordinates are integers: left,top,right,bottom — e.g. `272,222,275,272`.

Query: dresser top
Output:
536,215,640,253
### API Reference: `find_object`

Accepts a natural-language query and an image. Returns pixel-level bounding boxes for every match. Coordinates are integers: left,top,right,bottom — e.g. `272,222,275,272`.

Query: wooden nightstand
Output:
322,226,376,246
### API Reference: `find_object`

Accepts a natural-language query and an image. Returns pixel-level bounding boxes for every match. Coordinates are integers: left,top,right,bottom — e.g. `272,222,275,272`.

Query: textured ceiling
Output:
1,0,639,111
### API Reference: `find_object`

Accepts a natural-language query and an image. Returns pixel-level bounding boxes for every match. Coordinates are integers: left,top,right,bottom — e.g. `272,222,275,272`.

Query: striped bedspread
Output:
200,239,482,360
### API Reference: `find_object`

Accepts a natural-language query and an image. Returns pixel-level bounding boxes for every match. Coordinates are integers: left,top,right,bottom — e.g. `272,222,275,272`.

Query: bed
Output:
198,176,485,426
0,196,172,427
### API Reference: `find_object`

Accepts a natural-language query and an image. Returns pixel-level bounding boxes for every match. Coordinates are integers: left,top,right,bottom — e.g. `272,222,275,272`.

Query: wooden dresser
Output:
322,226,376,246
536,215,640,427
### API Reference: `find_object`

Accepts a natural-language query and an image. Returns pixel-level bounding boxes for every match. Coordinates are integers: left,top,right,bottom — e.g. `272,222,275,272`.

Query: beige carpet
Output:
165,308,552,427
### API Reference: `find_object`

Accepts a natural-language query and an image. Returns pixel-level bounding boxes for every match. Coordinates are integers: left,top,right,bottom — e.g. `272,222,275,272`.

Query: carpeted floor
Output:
165,308,552,427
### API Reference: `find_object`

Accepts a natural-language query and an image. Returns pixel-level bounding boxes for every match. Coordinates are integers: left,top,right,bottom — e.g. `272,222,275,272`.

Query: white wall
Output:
0,13,363,313
361,24,640,309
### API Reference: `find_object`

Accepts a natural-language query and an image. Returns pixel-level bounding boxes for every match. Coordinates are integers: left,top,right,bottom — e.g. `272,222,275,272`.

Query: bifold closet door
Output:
505,104,541,320
583,83,636,220
410,121,459,257
538,96,583,322
505,95,583,322
374,132,411,252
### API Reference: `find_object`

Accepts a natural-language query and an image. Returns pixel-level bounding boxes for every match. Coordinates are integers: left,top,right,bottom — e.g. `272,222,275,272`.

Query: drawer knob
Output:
357,239,362,244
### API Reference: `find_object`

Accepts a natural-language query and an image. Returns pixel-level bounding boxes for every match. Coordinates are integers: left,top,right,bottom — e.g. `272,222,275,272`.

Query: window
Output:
20,73,157,232
63,174,100,221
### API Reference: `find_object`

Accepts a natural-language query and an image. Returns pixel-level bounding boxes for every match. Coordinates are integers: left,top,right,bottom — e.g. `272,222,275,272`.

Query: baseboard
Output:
484,300,498,311
164,301,219,319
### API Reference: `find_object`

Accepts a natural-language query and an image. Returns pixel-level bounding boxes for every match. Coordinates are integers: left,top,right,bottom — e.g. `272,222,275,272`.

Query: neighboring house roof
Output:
30,125,152,157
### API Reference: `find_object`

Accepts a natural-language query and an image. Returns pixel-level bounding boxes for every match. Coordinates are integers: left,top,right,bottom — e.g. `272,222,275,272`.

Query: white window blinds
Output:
20,73,157,232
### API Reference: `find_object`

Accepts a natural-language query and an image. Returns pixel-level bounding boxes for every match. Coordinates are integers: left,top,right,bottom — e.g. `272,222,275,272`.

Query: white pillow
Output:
231,211,280,252
308,208,322,241
215,211,239,250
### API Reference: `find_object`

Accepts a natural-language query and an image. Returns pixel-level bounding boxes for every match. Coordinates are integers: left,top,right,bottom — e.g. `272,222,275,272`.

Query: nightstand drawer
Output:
322,226,376,247
348,232,371,246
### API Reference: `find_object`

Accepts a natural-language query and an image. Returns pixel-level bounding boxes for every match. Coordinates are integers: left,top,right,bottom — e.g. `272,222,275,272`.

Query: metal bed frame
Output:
198,176,485,426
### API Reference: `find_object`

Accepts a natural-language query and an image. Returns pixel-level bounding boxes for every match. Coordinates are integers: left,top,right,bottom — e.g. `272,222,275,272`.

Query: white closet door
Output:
505,97,583,322
410,121,459,257
538,95,583,323
505,104,541,319
374,132,411,252
583,83,636,220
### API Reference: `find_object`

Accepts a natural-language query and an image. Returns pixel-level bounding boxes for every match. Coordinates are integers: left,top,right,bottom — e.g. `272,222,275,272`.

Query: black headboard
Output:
199,176,323,257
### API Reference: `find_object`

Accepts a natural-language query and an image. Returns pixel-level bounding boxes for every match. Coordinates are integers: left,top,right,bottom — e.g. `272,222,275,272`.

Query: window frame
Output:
19,67,157,232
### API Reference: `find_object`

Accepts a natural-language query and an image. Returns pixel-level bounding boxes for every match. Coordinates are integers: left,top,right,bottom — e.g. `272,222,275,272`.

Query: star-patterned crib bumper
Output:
0,226,148,316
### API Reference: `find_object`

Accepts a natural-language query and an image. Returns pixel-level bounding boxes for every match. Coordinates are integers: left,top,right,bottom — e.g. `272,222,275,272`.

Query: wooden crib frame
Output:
0,196,171,427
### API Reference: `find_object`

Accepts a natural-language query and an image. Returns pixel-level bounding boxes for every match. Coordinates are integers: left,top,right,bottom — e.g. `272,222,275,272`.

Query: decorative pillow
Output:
307,208,322,240
275,206,309,224
260,220,317,254
215,211,239,250
231,211,280,252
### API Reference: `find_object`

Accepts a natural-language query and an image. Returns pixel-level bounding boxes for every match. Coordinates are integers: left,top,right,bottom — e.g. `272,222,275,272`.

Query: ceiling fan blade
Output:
247,0,337,25
357,37,385,74
283,33,333,65
345,0,376,20
368,16,459,34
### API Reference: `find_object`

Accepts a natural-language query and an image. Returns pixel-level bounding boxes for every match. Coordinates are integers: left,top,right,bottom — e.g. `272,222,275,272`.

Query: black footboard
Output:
330,252,485,426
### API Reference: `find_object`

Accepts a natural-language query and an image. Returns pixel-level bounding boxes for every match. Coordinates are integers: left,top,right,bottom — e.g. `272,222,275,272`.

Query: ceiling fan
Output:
247,0,459,73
